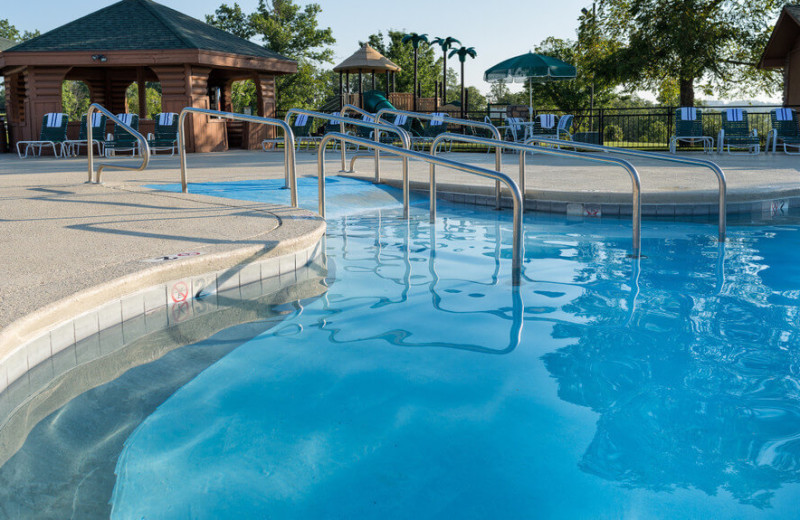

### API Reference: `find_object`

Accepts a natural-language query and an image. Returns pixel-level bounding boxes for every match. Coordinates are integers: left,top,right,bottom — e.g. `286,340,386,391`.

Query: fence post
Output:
0,116,7,153
598,108,605,146
667,105,674,148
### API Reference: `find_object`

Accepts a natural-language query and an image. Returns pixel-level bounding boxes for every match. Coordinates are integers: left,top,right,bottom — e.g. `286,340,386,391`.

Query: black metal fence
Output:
276,104,792,152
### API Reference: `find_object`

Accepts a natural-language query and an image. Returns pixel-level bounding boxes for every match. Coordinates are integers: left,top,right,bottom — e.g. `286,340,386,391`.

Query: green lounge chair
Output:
291,113,318,151
148,112,179,155
718,109,759,154
105,113,140,156
413,113,449,151
16,113,69,158
669,107,713,153
64,112,107,157
766,108,800,155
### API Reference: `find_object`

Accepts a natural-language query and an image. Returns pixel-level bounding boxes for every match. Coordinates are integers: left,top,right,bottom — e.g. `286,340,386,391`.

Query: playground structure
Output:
334,43,457,115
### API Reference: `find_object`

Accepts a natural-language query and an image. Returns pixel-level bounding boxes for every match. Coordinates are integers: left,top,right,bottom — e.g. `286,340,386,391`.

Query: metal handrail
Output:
340,104,375,119
432,133,642,258
375,108,505,209
338,104,380,173
525,136,727,241
178,108,297,206
287,109,413,217
293,106,404,182
87,103,150,184
318,132,524,286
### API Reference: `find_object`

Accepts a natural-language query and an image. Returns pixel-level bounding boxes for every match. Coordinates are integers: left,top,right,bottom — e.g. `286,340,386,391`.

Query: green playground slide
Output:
362,90,423,136
362,90,395,113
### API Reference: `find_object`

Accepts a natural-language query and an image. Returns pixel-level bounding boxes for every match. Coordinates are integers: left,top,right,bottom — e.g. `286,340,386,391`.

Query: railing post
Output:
598,108,605,146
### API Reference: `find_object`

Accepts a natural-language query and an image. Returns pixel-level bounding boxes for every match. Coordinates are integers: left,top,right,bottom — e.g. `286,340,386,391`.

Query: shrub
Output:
604,124,624,142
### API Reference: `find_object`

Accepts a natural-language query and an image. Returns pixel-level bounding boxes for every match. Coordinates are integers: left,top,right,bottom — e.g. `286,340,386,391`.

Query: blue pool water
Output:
8,177,800,518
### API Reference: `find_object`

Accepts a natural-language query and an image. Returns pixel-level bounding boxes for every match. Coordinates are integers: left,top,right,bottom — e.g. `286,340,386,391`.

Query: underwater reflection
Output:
320,210,523,354
543,229,800,509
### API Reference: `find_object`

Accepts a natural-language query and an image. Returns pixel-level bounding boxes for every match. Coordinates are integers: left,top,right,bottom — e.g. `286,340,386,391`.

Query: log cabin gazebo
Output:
333,44,401,109
0,0,297,152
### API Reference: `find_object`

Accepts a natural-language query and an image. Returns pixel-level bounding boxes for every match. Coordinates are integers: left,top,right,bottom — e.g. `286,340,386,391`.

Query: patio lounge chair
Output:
717,109,759,154
104,113,140,156
16,113,69,158
669,107,713,154
147,112,179,155
64,112,107,157
530,114,574,142
290,113,319,151
766,108,800,154
497,117,526,143
413,113,449,151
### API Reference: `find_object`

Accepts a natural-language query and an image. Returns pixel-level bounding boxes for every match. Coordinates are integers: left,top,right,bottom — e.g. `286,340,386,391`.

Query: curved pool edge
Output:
0,216,327,401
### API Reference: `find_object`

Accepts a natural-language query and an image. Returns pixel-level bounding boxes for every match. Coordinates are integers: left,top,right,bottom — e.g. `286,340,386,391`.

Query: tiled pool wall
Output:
0,240,324,421
436,190,795,219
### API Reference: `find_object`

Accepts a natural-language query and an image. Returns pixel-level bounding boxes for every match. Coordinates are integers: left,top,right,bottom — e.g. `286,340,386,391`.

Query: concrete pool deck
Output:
0,152,326,361
1,147,798,352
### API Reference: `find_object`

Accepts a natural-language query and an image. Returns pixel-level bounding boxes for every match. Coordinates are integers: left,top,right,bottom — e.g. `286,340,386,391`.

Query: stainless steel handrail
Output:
375,108,506,209
87,103,150,184
340,104,375,119
431,133,642,258
178,108,297,207
525,136,728,241
287,109,413,217
339,104,381,173
318,132,524,286
298,105,402,182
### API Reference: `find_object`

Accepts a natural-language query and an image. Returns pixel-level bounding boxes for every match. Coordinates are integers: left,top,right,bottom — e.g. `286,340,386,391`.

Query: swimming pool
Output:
3,177,800,518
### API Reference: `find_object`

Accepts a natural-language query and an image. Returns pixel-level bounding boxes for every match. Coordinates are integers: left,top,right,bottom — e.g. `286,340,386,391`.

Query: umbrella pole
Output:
529,77,533,122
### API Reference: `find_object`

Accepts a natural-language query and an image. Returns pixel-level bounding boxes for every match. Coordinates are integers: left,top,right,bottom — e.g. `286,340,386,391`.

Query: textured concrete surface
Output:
0,151,326,345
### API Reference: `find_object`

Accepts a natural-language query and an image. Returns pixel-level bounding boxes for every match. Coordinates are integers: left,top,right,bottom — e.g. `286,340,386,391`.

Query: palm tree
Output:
432,36,460,104
449,46,477,118
401,32,429,111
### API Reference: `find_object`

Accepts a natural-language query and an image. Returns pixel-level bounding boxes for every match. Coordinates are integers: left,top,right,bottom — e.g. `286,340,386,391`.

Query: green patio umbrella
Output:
484,52,577,121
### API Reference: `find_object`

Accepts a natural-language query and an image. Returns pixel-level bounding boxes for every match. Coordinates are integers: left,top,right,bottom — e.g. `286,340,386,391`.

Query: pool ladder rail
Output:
178,108,299,207
289,107,412,184
524,136,727,242
87,103,150,184
317,132,525,286
429,133,642,258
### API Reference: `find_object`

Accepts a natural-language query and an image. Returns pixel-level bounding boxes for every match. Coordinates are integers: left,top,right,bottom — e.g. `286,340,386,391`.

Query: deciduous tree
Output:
206,0,335,111
593,0,783,105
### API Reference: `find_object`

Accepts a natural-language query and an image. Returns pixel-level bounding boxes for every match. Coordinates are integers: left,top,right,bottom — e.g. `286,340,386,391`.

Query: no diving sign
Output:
143,251,205,263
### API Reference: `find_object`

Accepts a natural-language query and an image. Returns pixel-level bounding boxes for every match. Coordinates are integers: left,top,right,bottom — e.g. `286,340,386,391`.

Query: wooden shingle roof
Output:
759,5,800,69
4,0,292,63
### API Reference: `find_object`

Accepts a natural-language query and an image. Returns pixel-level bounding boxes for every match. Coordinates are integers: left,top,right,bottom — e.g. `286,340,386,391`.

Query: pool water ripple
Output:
5,177,800,518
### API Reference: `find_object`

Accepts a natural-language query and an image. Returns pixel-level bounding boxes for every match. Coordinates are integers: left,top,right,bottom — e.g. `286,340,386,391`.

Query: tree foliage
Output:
0,18,39,42
525,37,617,111
125,83,162,119
62,81,91,122
364,31,445,97
592,0,783,105
206,0,335,111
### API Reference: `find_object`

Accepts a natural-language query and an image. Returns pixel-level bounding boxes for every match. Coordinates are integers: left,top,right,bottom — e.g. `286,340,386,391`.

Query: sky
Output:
3,0,593,95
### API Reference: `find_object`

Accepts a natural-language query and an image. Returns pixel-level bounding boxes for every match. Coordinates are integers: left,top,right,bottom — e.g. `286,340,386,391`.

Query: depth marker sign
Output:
143,251,204,263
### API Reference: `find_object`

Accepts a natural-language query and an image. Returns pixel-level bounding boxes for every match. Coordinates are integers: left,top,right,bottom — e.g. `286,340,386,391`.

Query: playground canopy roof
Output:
333,43,401,73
